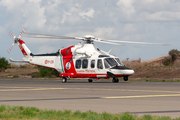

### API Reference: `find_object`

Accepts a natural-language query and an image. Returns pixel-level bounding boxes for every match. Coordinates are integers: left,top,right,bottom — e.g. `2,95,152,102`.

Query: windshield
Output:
104,58,118,67
115,58,124,66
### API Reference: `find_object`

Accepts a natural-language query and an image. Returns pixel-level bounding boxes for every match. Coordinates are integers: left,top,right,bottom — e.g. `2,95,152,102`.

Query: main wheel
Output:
116,78,119,83
112,77,119,83
88,79,93,83
62,77,67,83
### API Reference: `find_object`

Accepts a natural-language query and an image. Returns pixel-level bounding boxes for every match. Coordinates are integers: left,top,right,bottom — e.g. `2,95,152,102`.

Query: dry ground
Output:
0,64,38,79
128,62,180,80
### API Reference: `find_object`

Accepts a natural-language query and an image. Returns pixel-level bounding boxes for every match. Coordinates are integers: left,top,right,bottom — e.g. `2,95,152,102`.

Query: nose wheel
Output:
123,76,128,81
112,77,119,83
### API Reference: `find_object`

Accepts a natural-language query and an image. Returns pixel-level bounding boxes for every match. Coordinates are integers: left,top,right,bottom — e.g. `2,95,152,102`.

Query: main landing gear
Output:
62,78,94,83
88,79,93,83
62,77,67,83
112,77,119,83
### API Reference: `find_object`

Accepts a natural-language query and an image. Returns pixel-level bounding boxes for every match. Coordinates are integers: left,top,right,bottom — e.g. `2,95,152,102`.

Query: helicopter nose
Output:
121,69,134,75
110,66,134,75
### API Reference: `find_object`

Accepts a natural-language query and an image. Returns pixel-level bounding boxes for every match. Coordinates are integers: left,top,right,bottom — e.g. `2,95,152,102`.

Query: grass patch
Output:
13,75,19,78
31,66,59,78
0,105,180,120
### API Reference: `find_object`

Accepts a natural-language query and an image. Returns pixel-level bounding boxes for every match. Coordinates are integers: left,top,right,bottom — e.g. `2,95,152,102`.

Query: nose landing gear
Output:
123,76,128,81
88,79,93,83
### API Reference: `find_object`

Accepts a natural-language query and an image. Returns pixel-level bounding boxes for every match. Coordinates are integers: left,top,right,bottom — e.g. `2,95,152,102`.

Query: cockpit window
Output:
115,58,123,66
104,59,110,68
104,58,118,67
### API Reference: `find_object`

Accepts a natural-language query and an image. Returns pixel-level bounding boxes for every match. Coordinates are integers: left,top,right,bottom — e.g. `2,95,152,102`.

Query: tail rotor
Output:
7,28,26,53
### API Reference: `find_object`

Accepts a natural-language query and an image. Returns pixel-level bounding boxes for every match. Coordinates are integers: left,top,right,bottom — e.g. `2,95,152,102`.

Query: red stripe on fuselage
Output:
59,73,131,78
60,46,77,74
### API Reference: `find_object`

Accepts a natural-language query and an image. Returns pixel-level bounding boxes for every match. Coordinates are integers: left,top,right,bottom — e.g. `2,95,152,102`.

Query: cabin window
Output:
76,60,81,69
91,60,95,68
97,59,103,69
82,59,88,69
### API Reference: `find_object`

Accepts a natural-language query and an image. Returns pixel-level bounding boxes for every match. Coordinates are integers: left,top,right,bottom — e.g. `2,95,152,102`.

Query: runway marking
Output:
0,87,180,99
0,86,34,88
102,94,180,99
0,86,180,94
0,94,180,102
70,88,180,94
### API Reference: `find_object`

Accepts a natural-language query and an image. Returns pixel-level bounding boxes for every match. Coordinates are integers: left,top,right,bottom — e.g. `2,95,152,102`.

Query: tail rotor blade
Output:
9,31,16,39
7,43,15,53
18,28,26,38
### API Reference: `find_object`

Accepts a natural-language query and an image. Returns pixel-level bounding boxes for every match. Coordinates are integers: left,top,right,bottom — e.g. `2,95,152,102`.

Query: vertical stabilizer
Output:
18,39,31,56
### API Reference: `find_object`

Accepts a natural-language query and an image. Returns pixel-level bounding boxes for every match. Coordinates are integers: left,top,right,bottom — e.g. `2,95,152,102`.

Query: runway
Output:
0,79,180,118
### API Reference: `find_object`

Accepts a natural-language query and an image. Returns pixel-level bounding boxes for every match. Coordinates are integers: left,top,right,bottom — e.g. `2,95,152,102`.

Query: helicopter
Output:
8,28,169,83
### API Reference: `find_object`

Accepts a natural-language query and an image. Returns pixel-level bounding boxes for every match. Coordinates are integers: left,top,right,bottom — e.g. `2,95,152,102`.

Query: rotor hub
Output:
14,38,19,43
83,35,95,43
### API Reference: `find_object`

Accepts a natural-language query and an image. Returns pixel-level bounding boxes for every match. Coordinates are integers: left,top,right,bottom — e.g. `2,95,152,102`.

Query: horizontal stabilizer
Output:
9,58,29,63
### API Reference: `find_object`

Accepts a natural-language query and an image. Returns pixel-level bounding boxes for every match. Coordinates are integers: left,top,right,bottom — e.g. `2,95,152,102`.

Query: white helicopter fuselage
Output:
10,39,134,82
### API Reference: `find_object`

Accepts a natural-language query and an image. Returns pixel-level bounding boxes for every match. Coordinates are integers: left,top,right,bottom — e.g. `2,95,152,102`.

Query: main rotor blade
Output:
23,36,75,39
25,32,76,39
23,36,85,41
101,39,170,46
94,39,125,46
24,35,124,45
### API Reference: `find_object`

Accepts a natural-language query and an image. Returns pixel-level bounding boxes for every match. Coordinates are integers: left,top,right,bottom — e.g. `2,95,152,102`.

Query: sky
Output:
0,0,179,62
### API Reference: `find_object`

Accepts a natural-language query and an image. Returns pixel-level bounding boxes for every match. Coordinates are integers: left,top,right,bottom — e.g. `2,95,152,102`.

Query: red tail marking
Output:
18,39,27,56
18,39,25,44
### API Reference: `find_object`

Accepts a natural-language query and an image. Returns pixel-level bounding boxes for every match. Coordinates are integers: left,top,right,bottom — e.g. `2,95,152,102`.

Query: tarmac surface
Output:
0,79,180,118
